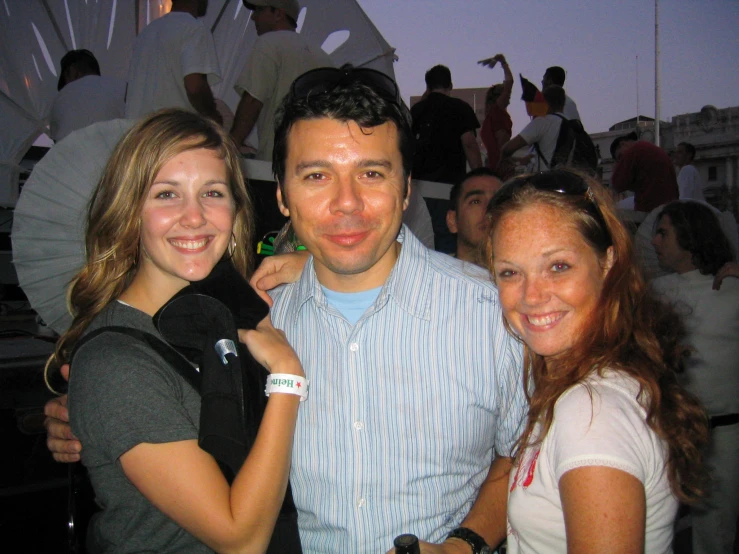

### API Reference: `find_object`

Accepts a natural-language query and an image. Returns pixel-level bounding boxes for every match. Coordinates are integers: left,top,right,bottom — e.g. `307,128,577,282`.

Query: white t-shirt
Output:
652,270,739,416
125,12,221,119
507,371,677,554
677,164,705,201
518,113,563,171
234,30,333,161
563,95,581,121
49,75,126,142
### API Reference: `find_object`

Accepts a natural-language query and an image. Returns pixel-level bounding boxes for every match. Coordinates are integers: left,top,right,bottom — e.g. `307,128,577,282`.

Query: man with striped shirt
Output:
263,68,527,554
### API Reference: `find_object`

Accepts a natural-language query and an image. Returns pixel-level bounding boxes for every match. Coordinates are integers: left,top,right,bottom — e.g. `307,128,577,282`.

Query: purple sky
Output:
355,0,739,135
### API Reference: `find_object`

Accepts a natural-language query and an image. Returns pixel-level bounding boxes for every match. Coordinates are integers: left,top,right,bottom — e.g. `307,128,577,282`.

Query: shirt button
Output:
349,342,359,352
357,497,366,508
353,421,364,430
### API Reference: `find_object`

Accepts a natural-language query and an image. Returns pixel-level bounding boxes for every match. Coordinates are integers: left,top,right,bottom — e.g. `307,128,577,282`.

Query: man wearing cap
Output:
125,0,222,123
49,49,125,142
230,0,333,161
610,132,679,212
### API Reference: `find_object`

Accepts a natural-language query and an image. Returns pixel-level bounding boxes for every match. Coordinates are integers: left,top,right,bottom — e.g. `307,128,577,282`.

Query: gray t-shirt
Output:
69,301,211,553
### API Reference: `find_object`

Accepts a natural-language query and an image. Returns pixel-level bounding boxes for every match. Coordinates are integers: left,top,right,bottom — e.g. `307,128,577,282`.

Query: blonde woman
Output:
50,109,304,553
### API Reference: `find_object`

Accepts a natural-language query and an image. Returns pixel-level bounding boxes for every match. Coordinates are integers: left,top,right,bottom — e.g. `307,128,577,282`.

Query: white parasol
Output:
0,0,396,207
11,119,135,334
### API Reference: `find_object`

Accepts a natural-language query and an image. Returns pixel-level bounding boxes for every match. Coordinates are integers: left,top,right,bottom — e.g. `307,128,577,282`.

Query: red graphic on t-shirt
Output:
510,449,540,492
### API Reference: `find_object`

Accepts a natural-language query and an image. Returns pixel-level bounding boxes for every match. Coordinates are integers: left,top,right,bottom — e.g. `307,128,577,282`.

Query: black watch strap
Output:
447,527,492,554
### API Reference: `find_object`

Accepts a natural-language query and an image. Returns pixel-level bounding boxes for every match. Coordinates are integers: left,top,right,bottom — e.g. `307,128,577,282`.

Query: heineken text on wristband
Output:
265,374,309,402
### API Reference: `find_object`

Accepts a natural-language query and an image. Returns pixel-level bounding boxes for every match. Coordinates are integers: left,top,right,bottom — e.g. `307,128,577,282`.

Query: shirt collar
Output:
290,225,432,322
380,225,432,320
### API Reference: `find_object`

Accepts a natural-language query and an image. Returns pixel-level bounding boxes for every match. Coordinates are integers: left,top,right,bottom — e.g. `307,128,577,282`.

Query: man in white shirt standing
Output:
230,0,332,161
125,0,222,124
674,142,706,201
500,85,566,172
542,66,581,122
49,49,125,142
651,201,739,554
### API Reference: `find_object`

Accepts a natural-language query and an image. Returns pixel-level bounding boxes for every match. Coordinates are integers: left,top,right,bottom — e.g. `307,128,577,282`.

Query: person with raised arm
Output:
478,54,514,180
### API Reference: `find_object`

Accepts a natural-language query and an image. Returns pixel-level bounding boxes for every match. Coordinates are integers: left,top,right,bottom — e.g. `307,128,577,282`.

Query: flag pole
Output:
636,55,640,127
654,0,660,146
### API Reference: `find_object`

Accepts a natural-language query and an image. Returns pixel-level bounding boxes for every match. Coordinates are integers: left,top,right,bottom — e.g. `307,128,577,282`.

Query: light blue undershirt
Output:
321,285,382,325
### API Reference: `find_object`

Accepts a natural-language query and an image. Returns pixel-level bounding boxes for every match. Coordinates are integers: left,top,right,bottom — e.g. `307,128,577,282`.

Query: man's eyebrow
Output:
356,159,392,169
462,188,485,200
294,159,393,172
294,160,331,172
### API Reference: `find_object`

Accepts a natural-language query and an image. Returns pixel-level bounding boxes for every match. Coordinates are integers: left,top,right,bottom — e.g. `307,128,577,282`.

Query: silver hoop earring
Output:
224,232,236,260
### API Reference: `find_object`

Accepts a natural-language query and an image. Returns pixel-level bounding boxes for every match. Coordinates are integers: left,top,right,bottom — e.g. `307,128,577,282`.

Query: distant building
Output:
591,105,739,218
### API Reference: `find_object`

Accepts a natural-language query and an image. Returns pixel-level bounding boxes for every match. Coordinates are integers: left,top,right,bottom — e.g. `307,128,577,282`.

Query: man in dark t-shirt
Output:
411,65,482,185
411,65,482,252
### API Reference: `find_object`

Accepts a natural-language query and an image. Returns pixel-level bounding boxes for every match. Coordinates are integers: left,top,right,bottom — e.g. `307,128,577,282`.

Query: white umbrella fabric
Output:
0,0,396,207
11,119,135,334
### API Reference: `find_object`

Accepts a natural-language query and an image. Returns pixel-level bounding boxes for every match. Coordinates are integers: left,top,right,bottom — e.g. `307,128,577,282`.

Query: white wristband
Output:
265,374,309,402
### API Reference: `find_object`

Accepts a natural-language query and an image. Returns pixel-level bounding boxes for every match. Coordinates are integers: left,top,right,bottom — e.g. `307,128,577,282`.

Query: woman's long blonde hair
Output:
483,169,709,503
46,109,254,389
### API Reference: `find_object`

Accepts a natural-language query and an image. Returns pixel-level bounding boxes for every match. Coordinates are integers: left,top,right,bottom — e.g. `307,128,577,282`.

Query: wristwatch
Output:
447,527,493,554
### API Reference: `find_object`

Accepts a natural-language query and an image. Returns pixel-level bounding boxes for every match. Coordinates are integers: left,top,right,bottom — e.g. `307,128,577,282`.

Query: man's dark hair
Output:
678,142,696,161
609,131,638,159
657,201,734,275
544,66,566,86
449,167,497,211
424,65,452,90
272,77,414,192
58,49,100,90
542,85,566,112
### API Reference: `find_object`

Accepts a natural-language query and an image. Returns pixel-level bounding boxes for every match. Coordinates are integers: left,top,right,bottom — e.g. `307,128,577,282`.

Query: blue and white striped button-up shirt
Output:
270,226,526,554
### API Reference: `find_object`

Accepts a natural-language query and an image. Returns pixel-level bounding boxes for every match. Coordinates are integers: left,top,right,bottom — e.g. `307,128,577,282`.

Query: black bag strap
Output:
534,113,575,169
71,326,202,392
533,142,550,169
552,114,574,164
